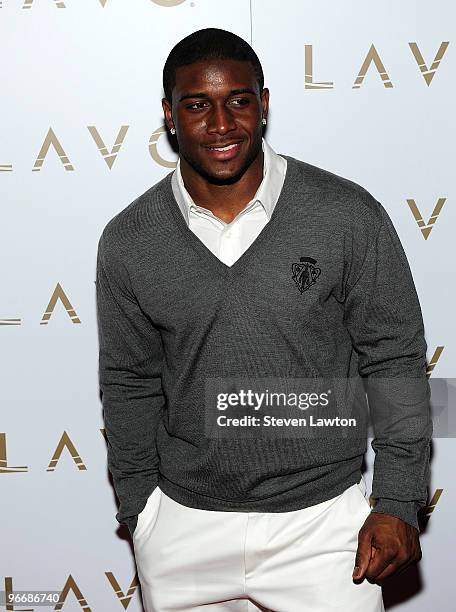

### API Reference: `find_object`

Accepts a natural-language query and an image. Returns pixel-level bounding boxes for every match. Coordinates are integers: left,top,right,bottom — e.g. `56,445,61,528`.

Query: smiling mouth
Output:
204,141,243,160
206,143,240,151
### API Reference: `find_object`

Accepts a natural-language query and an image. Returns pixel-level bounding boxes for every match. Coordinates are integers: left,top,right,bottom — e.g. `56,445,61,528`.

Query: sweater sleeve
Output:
95,231,166,537
343,201,433,531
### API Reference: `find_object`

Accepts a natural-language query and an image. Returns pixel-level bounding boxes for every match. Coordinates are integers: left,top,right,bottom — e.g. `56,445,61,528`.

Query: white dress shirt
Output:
171,138,287,266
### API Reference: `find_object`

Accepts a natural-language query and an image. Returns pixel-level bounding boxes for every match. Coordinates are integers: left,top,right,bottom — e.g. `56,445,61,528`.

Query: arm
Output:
95,231,166,537
343,199,433,531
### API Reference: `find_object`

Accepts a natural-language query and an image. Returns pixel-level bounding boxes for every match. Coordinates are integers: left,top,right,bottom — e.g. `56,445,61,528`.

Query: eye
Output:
231,98,249,106
186,101,208,110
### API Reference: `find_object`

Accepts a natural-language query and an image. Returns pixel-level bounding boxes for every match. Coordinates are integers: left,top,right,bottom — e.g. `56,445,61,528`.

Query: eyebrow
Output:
178,87,257,103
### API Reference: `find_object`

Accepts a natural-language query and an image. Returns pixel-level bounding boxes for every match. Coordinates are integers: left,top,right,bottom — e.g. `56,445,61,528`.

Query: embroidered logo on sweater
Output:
291,257,321,293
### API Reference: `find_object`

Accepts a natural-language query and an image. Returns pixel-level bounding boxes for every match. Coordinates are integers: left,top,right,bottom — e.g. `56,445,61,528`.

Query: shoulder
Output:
98,171,174,252
281,154,386,232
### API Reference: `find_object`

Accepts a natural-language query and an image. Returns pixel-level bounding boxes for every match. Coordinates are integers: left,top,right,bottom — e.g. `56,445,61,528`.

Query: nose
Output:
206,104,237,135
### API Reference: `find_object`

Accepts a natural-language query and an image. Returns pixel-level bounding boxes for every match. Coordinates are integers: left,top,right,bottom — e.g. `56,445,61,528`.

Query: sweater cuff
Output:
125,515,138,538
370,498,422,531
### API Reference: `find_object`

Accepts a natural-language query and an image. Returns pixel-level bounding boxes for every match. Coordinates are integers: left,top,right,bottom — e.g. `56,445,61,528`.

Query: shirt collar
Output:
171,137,286,225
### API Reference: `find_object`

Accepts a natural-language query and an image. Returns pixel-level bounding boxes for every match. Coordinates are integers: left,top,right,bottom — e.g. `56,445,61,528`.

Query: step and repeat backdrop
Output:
1,0,454,610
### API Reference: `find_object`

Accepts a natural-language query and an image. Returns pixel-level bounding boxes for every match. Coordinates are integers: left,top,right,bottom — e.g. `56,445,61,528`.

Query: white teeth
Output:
209,143,238,151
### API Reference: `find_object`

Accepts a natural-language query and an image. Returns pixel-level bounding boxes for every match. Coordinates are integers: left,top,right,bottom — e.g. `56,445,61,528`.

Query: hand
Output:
352,512,422,585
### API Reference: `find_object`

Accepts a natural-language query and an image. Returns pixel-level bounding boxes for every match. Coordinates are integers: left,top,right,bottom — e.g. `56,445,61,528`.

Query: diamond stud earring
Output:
262,118,267,126
170,127,176,135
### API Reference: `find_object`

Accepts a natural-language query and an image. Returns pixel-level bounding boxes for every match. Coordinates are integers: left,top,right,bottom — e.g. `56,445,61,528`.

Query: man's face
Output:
162,58,269,184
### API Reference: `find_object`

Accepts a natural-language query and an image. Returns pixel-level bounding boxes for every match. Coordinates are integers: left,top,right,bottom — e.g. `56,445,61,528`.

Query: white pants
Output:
133,477,384,612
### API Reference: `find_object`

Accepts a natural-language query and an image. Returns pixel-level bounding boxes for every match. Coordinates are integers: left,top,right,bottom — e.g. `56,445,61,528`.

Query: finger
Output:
375,553,413,584
366,548,397,580
392,556,416,577
353,530,373,580
373,561,400,584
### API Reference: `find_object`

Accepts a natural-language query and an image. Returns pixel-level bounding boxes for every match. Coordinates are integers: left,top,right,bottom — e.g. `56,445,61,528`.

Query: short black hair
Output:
163,27,264,103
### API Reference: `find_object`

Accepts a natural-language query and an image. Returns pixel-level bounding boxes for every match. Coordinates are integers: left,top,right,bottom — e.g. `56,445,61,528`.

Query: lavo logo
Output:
3,574,141,612
0,282,81,326
426,346,444,377
305,42,450,88
0,428,138,473
406,198,447,240
8,0,186,8
0,125,175,173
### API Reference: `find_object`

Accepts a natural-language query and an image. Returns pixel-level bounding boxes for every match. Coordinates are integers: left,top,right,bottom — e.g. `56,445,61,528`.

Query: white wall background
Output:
0,0,453,609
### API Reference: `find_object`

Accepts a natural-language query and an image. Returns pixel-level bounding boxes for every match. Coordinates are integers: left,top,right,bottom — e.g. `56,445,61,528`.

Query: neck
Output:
179,150,264,224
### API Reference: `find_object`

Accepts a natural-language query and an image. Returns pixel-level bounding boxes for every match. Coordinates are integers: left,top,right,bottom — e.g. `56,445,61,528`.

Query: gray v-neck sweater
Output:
96,155,432,536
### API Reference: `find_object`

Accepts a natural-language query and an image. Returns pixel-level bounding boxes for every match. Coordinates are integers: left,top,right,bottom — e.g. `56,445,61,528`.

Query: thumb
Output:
353,529,373,580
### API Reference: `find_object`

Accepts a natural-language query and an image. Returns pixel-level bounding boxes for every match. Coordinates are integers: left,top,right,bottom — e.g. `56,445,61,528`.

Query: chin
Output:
182,147,257,185
202,156,253,183
203,165,247,185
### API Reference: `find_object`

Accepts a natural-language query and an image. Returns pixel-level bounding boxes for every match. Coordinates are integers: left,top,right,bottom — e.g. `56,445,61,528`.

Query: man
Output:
96,27,432,611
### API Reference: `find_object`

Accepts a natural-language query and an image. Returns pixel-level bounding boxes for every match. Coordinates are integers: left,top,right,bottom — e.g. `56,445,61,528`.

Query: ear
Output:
162,97,175,132
260,87,270,120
